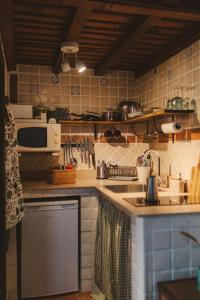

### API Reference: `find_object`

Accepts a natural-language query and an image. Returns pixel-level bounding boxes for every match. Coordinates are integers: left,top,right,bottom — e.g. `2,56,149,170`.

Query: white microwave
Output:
15,122,61,152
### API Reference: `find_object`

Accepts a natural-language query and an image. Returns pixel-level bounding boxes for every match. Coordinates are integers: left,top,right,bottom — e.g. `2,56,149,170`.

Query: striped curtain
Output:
91,196,131,300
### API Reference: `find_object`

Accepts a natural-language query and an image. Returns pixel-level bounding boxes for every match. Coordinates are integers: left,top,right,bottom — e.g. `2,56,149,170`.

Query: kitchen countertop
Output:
22,170,200,217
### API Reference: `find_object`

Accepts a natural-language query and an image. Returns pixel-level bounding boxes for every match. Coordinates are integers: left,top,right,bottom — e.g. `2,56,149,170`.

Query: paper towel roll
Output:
161,122,184,134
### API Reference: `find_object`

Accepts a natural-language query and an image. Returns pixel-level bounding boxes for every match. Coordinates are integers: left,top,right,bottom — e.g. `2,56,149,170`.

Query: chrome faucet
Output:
144,149,161,176
144,150,169,187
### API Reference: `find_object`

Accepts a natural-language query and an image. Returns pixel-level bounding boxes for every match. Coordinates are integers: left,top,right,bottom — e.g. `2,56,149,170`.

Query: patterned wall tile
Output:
29,83,39,94
71,85,81,96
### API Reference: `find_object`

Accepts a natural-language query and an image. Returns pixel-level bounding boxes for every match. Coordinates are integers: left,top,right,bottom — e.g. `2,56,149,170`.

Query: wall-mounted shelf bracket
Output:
94,124,99,140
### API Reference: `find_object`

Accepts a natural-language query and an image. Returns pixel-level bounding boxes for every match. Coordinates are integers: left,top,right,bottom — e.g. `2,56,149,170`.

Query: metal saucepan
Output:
102,108,122,121
117,100,143,120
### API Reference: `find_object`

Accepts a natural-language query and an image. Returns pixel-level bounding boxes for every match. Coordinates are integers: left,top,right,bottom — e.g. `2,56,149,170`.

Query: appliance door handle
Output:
37,205,63,211
25,204,78,211
24,200,78,207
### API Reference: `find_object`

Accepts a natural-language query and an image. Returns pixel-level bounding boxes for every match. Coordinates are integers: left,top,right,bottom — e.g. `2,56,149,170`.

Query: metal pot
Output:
117,100,142,114
33,103,49,118
102,108,122,121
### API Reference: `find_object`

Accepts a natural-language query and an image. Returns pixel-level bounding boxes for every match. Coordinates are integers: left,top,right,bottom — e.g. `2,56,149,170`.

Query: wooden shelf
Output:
60,109,194,126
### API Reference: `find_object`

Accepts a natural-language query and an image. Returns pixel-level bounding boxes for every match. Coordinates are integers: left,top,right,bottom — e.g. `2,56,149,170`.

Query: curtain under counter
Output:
91,196,131,300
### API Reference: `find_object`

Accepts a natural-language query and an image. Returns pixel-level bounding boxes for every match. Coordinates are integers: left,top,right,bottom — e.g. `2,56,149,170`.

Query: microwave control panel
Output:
51,124,61,151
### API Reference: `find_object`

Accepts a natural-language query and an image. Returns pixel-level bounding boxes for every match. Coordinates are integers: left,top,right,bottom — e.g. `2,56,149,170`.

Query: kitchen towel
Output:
91,195,131,300
5,105,24,230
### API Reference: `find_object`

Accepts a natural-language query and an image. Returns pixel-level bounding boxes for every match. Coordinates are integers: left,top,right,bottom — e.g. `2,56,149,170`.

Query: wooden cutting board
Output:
189,157,200,202
195,166,200,198
189,166,196,195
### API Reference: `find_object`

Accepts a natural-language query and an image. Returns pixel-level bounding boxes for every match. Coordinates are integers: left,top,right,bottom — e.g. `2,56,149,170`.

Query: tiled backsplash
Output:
17,65,146,176
158,141,200,180
133,40,200,125
17,65,135,114
132,39,200,180
19,143,148,177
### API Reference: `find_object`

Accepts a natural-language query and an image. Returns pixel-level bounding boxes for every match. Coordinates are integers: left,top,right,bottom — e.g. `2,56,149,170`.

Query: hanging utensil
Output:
86,137,91,168
80,137,84,163
63,144,66,167
83,137,87,164
89,136,96,169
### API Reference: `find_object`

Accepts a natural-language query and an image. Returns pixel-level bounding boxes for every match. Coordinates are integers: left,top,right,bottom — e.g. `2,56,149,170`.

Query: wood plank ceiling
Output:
1,0,200,77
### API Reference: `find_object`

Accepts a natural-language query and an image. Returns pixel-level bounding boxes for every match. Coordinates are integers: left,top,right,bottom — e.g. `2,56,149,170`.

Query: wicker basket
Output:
50,169,76,185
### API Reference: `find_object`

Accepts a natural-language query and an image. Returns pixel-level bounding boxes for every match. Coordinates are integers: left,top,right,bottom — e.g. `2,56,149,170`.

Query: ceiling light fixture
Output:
61,56,71,73
60,41,86,73
75,53,86,73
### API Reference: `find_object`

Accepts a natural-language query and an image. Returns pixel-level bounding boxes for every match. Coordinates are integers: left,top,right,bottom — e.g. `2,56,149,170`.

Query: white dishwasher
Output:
20,198,79,298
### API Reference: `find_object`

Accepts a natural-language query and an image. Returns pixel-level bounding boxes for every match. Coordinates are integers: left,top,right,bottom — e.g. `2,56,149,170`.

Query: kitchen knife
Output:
80,138,84,163
63,144,66,166
89,136,96,169
86,137,91,169
83,137,87,164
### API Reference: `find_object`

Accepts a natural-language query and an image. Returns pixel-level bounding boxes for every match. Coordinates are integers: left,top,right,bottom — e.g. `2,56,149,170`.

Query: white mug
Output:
137,167,151,183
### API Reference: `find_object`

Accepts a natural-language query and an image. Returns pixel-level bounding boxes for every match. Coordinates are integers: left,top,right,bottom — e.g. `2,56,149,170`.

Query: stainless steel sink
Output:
105,184,146,193
105,184,164,193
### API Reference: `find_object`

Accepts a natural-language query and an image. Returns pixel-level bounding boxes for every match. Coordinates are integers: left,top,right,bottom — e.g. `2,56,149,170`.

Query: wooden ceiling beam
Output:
53,1,98,74
0,0,16,71
15,33,60,42
95,16,160,75
14,13,67,24
15,3,72,18
135,23,200,77
98,2,200,22
14,21,63,30
88,12,133,24
78,38,113,45
82,27,122,36
16,41,58,49
16,45,54,51
80,32,118,41
80,44,110,49
16,0,200,22
14,26,60,36
85,20,129,31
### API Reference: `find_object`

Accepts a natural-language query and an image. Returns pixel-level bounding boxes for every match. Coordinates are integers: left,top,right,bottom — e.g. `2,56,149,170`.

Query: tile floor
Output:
43,293,92,300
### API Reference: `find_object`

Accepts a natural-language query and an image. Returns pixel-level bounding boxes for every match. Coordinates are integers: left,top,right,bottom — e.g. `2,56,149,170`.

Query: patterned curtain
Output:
5,105,24,230
91,196,131,300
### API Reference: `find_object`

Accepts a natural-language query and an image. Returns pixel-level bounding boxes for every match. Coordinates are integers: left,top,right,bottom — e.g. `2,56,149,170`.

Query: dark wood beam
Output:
95,16,161,76
17,0,200,22
15,2,72,18
135,23,200,77
92,1,200,22
0,0,16,71
52,1,101,74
